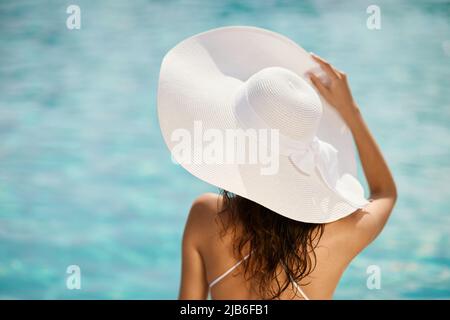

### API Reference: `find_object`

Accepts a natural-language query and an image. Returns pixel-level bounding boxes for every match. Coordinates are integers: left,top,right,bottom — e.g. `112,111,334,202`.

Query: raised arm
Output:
309,53,397,251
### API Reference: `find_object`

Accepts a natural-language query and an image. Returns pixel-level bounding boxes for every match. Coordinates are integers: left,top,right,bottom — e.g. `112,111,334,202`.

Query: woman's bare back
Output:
188,193,362,300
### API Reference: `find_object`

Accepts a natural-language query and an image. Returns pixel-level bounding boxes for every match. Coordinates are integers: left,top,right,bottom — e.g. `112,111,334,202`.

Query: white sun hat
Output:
157,26,369,223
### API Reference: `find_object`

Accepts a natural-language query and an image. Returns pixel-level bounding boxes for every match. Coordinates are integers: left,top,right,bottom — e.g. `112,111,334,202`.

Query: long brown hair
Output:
218,190,324,299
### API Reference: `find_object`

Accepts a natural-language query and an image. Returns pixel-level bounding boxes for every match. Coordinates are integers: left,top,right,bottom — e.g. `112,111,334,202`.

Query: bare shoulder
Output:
191,192,221,213
326,194,397,257
183,193,223,245
189,192,222,224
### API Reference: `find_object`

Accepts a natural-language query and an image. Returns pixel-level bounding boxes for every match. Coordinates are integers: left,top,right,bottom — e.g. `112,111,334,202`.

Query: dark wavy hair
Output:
218,190,324,299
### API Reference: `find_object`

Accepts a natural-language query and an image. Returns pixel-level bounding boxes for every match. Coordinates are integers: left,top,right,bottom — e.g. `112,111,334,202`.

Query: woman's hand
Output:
308,53,359,122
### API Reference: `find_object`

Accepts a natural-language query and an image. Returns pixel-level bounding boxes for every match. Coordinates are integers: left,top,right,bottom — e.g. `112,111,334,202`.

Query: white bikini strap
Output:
209,254,309,300
281,261,309,300
289,274,310,300
209,253,251,288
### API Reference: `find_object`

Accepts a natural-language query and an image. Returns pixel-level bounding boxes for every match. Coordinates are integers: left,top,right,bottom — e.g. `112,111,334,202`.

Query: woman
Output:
157,27,397,300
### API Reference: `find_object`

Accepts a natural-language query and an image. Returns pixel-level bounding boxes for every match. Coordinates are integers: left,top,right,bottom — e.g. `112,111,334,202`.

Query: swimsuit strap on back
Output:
209,253,251,288
288,274,310,300
209,254,309,300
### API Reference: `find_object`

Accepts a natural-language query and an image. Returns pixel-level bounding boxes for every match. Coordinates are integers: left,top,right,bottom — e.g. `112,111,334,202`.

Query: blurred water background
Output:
0,0,449,299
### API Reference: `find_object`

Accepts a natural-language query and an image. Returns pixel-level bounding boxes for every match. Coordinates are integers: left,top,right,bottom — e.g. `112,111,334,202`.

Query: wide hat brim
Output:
157,26,369,223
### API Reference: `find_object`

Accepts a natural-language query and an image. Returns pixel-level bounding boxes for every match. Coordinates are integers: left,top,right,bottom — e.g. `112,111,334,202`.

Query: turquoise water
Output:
0,0,449,299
